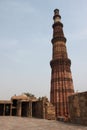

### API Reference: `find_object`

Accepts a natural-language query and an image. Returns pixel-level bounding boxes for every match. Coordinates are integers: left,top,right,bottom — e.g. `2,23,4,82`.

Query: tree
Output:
23,92,35,97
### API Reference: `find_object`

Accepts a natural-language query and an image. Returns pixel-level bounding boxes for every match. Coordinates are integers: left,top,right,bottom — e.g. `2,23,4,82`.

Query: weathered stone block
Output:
68,91,87,125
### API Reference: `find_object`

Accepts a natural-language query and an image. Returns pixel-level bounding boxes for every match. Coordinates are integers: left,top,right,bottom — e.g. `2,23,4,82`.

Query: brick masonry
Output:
50,9,74,118
68,91,87,125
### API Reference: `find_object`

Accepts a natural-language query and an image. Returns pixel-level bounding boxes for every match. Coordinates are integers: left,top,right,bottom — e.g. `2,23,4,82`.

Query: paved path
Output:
0,116,87,130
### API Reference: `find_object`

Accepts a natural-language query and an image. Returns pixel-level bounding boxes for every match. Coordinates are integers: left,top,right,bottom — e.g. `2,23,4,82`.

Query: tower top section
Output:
53,9,61,23
52,9,66,43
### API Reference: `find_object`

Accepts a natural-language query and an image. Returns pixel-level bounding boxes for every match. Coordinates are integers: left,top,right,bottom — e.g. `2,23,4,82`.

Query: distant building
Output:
0,94,55,120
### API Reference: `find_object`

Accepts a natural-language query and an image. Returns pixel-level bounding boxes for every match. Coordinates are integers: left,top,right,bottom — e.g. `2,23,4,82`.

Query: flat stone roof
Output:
0,100,12,104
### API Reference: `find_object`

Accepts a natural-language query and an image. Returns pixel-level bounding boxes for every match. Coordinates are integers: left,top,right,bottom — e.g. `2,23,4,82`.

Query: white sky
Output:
0,0,87,100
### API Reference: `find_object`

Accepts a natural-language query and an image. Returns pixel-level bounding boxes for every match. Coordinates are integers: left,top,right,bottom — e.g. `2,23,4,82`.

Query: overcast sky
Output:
0,0,87,100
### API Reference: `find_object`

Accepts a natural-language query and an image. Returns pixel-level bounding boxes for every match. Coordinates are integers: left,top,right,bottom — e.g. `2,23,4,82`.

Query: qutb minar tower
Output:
50,9,74,118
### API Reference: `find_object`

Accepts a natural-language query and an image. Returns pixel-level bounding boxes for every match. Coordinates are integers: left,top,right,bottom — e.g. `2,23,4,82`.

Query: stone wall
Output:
45,102,56,120
68,91,87,125
37,97,56,120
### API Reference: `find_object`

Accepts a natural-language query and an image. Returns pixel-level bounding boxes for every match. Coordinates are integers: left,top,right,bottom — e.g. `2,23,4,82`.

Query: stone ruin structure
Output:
50,9,74,119
0,9,87,125
0,94,55,120
68,91,87,125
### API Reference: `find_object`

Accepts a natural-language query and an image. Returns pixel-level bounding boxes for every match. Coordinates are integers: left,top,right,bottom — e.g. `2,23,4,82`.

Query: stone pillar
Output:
3,104,5,116
28,102,32,117
42,100,45,119
10,104,12,116
17,101,21,116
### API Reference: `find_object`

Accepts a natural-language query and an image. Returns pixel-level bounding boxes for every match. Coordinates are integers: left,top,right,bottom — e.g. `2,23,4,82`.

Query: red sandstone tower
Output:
50,9,74,118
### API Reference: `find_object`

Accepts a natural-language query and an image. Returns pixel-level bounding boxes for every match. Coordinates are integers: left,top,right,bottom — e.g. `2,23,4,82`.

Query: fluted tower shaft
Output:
50,9,74,118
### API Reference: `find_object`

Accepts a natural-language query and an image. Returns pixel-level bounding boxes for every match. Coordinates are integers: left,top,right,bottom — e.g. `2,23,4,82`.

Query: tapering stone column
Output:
50,9,74,118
